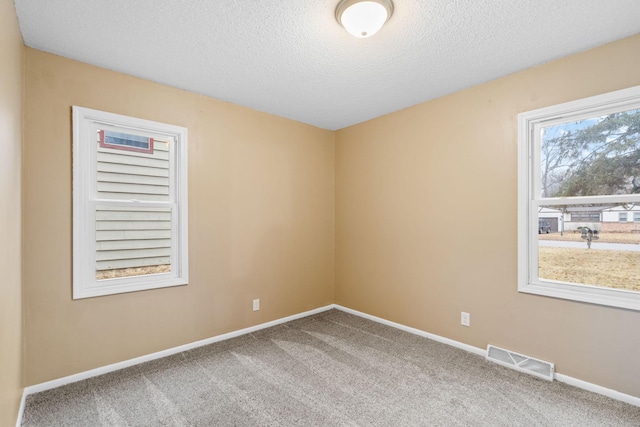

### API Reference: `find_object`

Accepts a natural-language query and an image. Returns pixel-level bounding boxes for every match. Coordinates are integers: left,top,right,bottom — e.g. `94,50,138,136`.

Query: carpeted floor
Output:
22,309,640,426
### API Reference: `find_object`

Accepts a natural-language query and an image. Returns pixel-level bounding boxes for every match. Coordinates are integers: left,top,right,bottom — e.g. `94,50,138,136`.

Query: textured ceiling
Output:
14,0,640,130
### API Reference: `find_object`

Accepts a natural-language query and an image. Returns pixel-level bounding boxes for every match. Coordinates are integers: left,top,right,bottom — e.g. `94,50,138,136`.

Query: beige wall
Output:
0,0,24,424
23,48,335,385
336,34,640,398
16,14,640,406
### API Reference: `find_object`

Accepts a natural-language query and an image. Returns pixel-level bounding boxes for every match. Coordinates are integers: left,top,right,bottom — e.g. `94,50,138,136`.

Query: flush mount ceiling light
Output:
336,0,394,38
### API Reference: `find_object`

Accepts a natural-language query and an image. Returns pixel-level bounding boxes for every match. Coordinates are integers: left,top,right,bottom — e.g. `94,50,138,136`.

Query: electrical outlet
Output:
252,299,260,311
461,312,470,327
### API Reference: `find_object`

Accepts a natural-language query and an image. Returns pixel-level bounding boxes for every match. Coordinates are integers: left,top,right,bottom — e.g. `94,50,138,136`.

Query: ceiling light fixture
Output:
336,0,394,38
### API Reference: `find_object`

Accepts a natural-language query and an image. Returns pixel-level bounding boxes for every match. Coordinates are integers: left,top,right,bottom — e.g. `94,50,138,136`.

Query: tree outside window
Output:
519,85,640,311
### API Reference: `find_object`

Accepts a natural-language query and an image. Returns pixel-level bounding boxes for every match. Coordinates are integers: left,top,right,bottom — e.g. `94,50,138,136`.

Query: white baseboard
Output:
16,302,639,426
333,305,640,408
17,304,336,425
333,305,487,357
15,389,27,427
554,373,640,407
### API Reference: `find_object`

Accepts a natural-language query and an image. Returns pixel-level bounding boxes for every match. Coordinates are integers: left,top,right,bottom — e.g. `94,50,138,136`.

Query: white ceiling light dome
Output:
336,0,394,38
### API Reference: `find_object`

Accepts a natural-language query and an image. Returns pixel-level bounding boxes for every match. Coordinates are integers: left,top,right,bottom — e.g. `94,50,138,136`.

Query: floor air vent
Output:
486,345,554,381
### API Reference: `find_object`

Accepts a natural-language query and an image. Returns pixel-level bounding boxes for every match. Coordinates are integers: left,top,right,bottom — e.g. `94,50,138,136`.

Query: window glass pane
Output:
537,203,640,292
95,206,172,280
73,106,187,299
520,86,640,310
101,130,152,152
96,130,170,202
540,108,640,198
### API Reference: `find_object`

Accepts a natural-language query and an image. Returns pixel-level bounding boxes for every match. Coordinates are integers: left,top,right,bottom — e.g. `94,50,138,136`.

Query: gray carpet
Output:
22,309,640,426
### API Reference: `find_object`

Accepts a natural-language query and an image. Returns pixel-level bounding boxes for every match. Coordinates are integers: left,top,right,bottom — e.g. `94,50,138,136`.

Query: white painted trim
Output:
17,302,639,425
517,85,640,312
15,390,27,427
334,305,640,407
555,373,640,408
72,106,189,299
21,305,335,397
333,305,486,357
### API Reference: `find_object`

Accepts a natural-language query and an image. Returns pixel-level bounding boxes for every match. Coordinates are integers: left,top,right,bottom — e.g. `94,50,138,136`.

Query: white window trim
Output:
518,85,640,312
73,106,188,299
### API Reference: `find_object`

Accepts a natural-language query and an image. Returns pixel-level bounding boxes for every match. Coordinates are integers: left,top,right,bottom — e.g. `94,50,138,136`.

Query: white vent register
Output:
486,345,555,381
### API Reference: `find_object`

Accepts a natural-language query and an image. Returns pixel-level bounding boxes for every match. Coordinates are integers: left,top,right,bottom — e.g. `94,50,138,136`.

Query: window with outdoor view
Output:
73,107,188,299
518,85,640,311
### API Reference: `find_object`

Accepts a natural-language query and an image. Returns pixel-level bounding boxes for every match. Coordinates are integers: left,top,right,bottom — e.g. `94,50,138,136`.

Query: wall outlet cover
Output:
461,312,470,326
